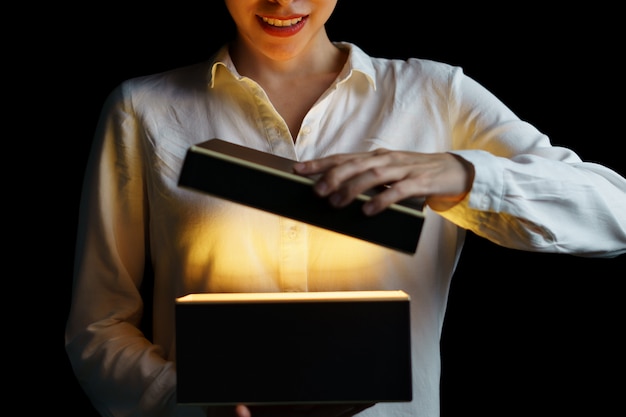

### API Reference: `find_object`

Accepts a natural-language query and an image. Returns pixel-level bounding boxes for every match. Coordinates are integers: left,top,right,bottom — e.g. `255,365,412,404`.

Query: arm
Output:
441,148,626,256
65,84,191,417
293,69,626,257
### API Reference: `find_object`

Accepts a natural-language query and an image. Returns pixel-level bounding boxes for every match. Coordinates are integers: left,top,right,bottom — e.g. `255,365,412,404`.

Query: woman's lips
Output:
257,15,307,37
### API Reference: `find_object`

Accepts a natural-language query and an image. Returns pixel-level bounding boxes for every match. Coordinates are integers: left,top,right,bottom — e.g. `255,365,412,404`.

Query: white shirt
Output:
66,42,626,417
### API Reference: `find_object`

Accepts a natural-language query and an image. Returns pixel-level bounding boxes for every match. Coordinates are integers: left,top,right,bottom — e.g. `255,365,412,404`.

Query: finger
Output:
293,149,385,178
314,150,395,198
362,181,418,215
327,162,412,209
235,405,251,417
293,153,353,175
205,405,247,417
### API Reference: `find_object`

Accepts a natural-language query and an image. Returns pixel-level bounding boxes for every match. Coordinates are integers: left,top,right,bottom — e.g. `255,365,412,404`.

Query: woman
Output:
66,1,626,416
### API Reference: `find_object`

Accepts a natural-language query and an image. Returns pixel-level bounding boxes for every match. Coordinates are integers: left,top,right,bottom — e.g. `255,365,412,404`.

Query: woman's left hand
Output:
293,148,474,214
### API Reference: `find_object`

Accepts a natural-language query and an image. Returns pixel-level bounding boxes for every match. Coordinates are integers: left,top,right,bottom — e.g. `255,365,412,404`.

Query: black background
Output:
23,2,624,416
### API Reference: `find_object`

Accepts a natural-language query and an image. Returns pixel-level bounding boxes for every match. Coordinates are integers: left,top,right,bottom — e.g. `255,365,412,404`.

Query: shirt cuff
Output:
448,149,504,213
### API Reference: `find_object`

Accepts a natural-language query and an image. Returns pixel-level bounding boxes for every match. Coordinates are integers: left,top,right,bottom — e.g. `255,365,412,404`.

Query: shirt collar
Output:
208,44,238,87
207,42,376,91
333,42,377,90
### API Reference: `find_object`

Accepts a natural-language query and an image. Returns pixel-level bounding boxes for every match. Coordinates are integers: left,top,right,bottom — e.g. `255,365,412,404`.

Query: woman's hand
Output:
206,403,374,417
293,148,475,214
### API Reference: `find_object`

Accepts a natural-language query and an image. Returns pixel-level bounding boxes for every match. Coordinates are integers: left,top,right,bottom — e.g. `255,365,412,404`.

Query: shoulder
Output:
118,61,213,100
341,42,465,92
98,60,213,119
373,55,463,89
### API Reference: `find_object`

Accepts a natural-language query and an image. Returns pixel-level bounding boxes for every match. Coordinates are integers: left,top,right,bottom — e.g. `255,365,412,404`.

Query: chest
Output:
263,76,336,141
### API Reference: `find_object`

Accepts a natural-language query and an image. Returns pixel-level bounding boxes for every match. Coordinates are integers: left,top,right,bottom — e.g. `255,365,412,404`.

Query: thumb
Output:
235,405,252,417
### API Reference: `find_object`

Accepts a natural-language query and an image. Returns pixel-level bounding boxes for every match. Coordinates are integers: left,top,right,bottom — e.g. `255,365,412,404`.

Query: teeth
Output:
261,16,303,27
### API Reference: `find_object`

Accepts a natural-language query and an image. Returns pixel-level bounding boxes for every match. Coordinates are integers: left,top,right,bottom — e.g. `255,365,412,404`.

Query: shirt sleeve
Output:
64,82,205,417
434,69,626,257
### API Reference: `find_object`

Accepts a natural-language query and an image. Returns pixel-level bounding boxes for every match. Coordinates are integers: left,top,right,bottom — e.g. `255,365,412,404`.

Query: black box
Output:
175,291,412,405
178,139,425,254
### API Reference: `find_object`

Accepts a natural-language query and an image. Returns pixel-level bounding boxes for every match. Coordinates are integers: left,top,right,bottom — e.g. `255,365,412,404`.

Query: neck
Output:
229,29,344,80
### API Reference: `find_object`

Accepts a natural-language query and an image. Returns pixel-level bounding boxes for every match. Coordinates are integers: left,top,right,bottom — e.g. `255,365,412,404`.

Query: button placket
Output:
278,218,309,292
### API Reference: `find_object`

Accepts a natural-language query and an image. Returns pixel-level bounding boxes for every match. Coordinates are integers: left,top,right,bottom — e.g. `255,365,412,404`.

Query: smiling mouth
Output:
260,16,304,27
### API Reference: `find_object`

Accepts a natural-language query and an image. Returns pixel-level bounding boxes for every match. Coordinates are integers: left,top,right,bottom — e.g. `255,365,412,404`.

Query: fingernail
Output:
315,181,328,196
329,193,341,207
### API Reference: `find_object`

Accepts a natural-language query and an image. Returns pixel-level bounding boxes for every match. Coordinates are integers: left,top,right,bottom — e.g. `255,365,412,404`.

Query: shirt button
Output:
301,125,312,135
288,227,298,239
